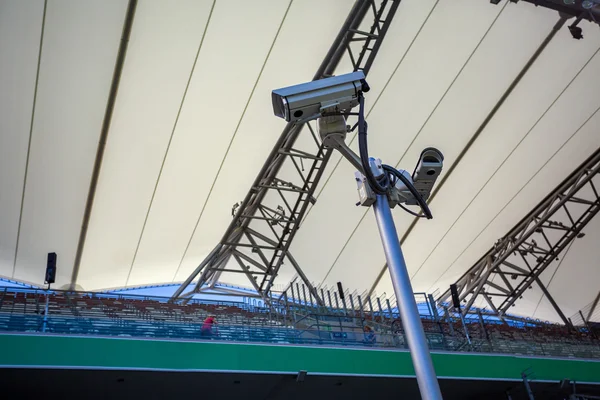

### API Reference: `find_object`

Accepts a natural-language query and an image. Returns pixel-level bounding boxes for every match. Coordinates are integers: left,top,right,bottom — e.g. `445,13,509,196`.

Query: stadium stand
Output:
0,286,598,360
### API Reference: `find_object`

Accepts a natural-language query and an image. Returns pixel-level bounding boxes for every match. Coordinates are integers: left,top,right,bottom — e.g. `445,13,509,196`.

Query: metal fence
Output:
570,291,600,329
1,286,599,359
1,312,599,359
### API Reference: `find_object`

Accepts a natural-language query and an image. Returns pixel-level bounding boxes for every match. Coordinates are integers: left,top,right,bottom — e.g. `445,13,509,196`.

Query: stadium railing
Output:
1,286,599,359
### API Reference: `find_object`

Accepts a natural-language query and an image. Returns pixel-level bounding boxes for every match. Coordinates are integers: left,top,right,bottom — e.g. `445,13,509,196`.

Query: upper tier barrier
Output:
1,286,599,359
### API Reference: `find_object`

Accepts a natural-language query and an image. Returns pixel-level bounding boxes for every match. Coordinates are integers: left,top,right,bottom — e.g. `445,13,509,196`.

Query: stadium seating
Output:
1,286,599,358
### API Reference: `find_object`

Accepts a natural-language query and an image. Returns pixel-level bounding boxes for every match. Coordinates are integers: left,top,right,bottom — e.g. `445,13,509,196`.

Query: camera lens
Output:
294,110,303,118
426,170,436,176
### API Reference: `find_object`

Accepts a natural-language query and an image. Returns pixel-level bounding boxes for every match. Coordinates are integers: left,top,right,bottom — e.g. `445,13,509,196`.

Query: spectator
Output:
201,315,217,338
363,325,376,345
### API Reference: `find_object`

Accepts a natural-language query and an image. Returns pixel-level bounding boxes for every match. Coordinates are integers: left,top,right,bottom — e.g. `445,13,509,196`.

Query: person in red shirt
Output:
201,315,217,338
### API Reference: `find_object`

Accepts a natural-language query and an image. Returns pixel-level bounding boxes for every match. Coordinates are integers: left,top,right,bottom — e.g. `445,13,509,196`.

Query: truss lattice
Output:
172,0,402,302
439,149,600,324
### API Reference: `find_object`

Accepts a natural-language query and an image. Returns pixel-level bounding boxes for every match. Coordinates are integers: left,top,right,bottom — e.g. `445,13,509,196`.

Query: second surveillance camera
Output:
272,71,367,123
390,148,443,207
411,148,444,201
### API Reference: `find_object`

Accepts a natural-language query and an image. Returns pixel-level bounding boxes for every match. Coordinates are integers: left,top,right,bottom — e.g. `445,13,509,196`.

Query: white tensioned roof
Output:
1,0,599,322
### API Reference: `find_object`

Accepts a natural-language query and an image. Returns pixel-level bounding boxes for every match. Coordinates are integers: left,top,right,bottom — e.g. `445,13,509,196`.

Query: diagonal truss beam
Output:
438,148,600,323
588,291,600,322
172,0,402,302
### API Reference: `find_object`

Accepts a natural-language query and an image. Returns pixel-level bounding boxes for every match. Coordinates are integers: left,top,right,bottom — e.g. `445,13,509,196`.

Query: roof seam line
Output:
72,0,138,290
124,0,217,287
414,45,600,286
320,0,506,289
390,0,509,172
369,14,568,295
171,0,295,282
424,47,600,292
321,209,370,284
12,0,48,279
426,103,600,295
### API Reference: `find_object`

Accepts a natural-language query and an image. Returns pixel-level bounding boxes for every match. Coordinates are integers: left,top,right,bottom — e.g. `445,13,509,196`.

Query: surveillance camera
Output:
568,24,583,40
388,148,443,207
411,147,444,202
271,71,367,123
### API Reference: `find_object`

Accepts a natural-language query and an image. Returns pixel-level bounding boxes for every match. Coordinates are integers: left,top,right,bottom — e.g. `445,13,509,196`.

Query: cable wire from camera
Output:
383,164,433,219
355,91,431,218
357,92,388,195
397,203,428,218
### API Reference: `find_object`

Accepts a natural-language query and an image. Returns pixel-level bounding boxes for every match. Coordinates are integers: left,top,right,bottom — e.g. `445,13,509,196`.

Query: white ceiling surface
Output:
77,0,218,290
2,0,600,321
0,1,43,276
0,0,127,285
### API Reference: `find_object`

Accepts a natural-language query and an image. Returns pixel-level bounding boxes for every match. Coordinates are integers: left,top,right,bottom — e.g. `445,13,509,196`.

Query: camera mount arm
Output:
318,115,364,172
317,111,441,218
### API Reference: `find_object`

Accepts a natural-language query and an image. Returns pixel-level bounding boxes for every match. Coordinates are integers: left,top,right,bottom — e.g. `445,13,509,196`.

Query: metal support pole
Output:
534,277,571,328
458,310,471,345
349,294,356,317
283,292,290,320
295,283,302,305
357,295,365,319
386,298,394,320
340,293,348,316
428,294,439,322
290,284,297,309
522,372,535,400
301,284,308,309
587,291,600,322
477,308,489,341
42,285,50,333
373,195,443,400
578,310,595,338
269,291,273,323
444,306,455,336
316,314,321,342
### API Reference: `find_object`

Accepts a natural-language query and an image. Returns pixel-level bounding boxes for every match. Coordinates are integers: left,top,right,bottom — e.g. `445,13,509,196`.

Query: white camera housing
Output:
389,148,443,207
410,147,444,202
272,71,366,123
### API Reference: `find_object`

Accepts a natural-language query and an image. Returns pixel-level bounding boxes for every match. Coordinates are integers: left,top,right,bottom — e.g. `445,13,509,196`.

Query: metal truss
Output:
570,290,600,327
587,291,600,322
172,0,402,302
438,148,600,324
